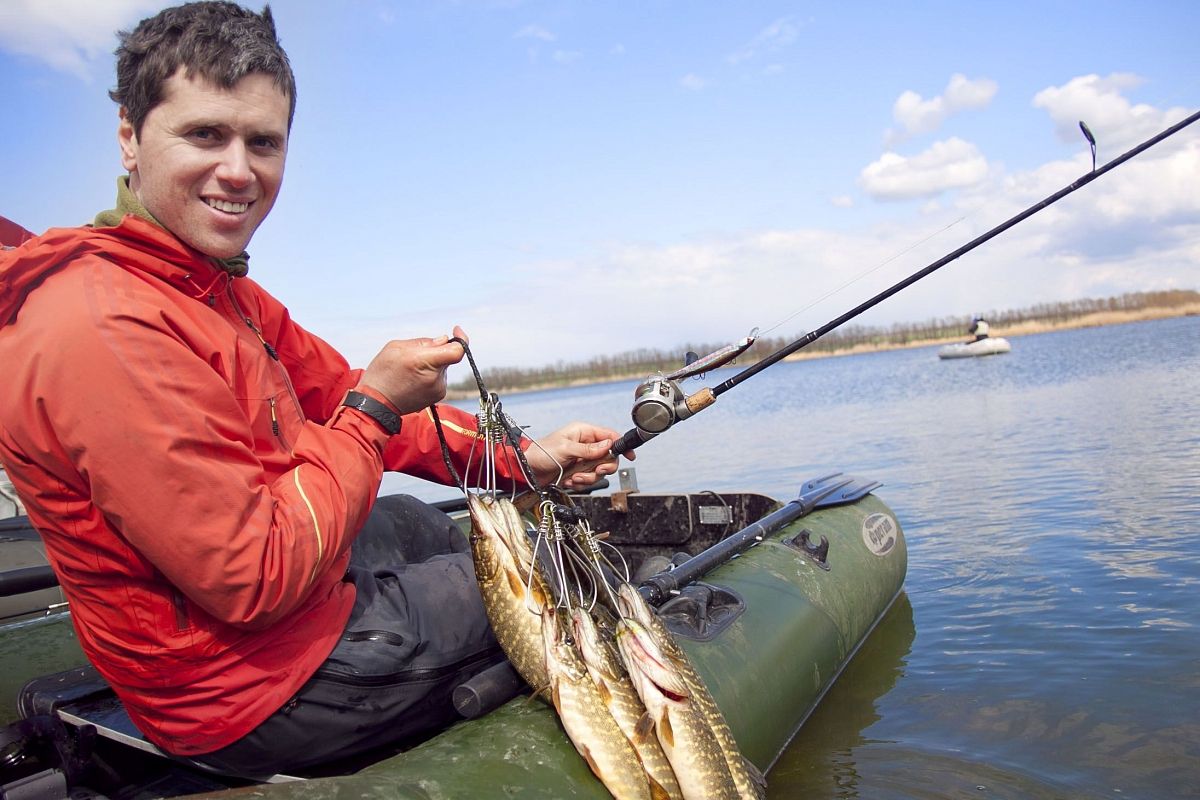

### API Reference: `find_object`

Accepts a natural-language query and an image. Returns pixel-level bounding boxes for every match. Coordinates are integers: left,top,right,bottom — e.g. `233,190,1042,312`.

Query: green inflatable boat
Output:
0,471,906,798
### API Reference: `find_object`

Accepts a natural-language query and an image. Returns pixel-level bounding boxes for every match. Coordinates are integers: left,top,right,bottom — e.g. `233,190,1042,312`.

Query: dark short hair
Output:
110,2,296,135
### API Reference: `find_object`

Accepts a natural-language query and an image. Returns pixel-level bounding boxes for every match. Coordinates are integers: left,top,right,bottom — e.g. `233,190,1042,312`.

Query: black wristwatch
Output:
342,391,401,435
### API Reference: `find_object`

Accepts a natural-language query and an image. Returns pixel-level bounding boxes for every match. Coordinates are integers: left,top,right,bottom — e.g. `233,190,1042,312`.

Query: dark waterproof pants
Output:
192,495,501,778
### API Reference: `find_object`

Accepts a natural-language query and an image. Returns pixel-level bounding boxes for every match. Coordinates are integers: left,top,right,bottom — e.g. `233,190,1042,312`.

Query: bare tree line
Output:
451,290,1199,394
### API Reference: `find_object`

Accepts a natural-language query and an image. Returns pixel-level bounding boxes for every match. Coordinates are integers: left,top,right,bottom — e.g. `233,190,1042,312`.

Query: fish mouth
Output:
618,622,689,701
205,197,251,214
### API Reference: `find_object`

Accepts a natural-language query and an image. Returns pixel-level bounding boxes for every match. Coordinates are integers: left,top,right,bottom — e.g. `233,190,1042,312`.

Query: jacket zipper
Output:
171,589,189,631
311,645,504,687
224,282,305,446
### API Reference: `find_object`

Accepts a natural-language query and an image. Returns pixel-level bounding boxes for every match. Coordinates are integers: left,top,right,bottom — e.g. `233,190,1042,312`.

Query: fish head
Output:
541,605,564,651
616,582,654,626
571,607,610,673
615,619,690,703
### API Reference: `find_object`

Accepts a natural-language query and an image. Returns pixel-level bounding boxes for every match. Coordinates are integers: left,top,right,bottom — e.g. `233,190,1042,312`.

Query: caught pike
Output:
617,584,766,800
467,493,552,691
542,607,656,800
572,608,683,800
616,615,738,800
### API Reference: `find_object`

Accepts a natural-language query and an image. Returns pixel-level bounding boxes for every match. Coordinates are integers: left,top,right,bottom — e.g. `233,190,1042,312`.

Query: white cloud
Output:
831,195,854,208
1032,73,1192,153
680,73,706,91
861,137,990,200
514,24,556,42
329,126,1197,368
887,74,998,144
0,0,159,79
726,15,803,65
324,94,1197,370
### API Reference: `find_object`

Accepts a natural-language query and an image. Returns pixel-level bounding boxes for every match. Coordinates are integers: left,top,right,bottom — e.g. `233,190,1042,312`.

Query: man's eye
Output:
189,128,218,142
251,136,280,151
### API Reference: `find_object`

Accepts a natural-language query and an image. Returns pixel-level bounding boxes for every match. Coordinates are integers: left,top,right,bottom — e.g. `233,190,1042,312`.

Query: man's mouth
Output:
205,198,250,214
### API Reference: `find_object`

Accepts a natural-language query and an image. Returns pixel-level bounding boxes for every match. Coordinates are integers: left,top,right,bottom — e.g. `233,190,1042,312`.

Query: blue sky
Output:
2,0,1197,372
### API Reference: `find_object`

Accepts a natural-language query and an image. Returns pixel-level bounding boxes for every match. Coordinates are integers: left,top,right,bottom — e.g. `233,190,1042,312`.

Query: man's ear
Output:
117,107,138,172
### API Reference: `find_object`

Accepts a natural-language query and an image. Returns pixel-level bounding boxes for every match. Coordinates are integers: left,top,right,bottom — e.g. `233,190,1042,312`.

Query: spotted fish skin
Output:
616,584,766,800
616,617,739,800
573,608,683,800
542,607,654,800
467,494,551,691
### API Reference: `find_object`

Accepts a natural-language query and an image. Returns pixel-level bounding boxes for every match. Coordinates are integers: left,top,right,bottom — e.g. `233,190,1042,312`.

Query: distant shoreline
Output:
446,304,1199,399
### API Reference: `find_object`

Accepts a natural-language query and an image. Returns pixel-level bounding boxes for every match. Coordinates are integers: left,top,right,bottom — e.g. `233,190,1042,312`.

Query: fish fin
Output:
633,710,656,744
503,565,526,596
658,708,674,748
528,579,549,609
580,745,602,778
648,777,673,800
744,755,768,790
595,680,613,705
525,682,552,706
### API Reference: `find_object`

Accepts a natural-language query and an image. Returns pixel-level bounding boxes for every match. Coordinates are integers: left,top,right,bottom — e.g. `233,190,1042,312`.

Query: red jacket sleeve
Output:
25,264,385,630
247,279,531,491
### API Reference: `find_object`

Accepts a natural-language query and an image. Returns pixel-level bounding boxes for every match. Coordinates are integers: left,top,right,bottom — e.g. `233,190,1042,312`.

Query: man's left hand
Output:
525,422,634,490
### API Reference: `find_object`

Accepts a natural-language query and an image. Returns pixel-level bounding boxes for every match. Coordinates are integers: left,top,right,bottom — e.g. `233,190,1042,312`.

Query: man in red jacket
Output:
0,1,626,776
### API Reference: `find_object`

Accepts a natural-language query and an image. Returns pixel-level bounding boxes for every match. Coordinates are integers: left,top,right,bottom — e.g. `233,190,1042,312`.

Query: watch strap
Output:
342,390,401,435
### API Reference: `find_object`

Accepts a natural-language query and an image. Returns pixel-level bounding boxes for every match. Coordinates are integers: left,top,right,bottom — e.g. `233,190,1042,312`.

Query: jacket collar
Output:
0,201,229,327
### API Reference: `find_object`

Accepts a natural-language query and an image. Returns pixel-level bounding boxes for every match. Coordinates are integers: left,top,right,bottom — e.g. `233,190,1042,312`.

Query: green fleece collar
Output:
94,176,250,277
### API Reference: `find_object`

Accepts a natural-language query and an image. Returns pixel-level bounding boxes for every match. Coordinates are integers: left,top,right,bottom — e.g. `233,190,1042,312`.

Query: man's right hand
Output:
360,326,468,415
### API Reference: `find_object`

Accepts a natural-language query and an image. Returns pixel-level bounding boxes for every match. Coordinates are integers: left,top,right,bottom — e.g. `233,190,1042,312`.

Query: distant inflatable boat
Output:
938,336,1012,359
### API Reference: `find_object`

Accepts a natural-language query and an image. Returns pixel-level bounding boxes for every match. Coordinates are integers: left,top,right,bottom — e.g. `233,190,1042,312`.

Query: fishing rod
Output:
610,108,1200,457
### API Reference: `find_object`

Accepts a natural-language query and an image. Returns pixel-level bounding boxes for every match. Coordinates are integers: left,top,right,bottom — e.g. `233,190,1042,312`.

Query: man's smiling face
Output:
118,68,289,259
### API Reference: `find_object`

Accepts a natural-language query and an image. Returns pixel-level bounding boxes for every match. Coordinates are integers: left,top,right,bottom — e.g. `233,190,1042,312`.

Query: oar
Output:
637,472,880,605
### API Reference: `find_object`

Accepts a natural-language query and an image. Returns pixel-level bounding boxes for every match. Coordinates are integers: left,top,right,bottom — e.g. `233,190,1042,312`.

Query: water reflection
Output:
767,593,915,796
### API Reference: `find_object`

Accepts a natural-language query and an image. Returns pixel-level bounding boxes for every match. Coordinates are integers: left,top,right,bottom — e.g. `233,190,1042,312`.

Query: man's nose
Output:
215,141,253,187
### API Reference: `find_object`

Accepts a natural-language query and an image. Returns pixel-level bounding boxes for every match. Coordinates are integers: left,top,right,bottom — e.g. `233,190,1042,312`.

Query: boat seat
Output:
16,665,301,784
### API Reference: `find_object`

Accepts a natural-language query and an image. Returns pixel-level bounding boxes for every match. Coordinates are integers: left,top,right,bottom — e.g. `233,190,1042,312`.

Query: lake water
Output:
385,314,1200,799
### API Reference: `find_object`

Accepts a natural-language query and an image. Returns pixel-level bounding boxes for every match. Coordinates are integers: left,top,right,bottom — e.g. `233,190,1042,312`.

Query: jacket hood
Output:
0,216,223,328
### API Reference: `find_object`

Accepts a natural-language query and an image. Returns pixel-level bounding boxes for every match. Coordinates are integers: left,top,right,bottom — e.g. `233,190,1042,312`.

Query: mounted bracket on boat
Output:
608,467,642,513
783,529,830,571
637,473,880,605
656,582,745,642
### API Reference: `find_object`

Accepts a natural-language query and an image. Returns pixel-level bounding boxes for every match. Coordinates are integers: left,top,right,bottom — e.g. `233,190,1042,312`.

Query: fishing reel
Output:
630,374,694,436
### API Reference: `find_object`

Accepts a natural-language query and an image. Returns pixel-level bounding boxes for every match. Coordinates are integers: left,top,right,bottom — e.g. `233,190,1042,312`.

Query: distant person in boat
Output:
0,1,629,778
968,316,991,341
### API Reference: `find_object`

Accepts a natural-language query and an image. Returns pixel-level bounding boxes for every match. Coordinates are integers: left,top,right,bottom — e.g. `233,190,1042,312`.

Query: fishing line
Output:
754,213,967,339
752,115,1133,341
611,108,1200,457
